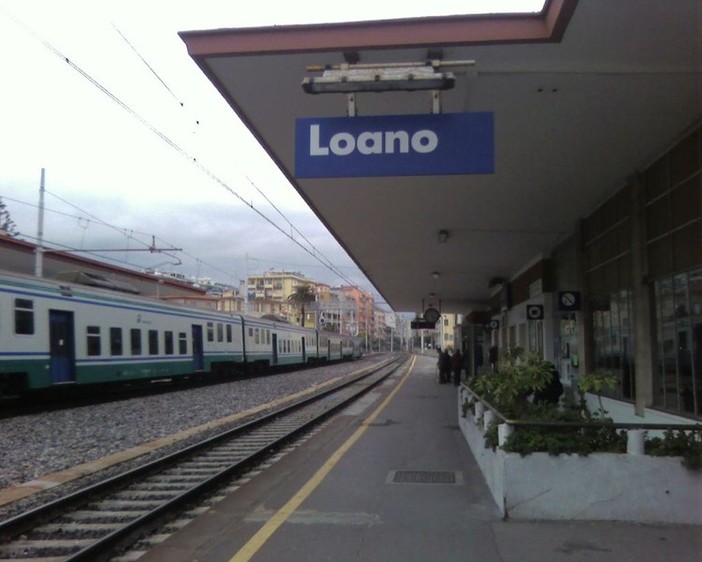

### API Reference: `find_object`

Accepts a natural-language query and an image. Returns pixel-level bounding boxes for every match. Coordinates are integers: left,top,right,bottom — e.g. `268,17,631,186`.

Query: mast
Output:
34,168,46,278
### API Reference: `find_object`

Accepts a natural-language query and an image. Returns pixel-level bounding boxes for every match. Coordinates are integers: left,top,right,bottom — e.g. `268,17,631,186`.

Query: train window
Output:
226,324,232,343
207,322,214,342
255,328,260,344
87,326,101,356
164,331,174,355
148,330,159,355
249,327,254,338
266,330,271,344
14,298,34,335
130,329,142,355
178,332,187,354
217,323,224,342
110,327,123,356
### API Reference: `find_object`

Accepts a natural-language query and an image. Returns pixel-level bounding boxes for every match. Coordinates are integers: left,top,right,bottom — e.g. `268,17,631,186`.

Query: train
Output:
0,268,362,396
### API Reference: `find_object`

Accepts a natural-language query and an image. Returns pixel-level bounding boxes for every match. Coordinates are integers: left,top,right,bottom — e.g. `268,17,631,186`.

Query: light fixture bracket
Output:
302,59,474,95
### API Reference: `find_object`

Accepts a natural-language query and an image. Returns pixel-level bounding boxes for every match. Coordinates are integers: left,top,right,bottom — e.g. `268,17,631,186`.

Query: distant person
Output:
451,349,463,386
533,363,564,405
488,345,499,372
438,348,451,384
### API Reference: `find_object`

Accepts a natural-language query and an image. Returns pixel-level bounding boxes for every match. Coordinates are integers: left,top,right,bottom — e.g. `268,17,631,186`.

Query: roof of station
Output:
179,0,701,314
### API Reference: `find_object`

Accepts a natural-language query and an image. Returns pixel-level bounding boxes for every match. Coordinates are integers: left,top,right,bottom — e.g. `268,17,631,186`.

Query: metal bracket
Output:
347,93,357,117
431,90,442,114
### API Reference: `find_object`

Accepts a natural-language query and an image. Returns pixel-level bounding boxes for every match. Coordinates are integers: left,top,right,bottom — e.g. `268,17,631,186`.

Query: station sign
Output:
295,112,494,178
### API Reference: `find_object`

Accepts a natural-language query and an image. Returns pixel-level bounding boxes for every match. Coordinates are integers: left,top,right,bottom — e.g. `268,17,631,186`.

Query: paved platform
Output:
138,354,702,562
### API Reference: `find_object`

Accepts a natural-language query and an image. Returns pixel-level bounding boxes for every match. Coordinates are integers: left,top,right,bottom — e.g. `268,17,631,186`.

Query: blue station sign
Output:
295,112,494,178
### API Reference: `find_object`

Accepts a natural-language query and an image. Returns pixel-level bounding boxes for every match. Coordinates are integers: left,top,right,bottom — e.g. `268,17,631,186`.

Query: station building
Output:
179,0,701,423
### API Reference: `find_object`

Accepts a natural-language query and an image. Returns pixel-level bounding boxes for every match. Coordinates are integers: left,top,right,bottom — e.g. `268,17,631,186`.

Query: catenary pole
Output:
34,168,45,278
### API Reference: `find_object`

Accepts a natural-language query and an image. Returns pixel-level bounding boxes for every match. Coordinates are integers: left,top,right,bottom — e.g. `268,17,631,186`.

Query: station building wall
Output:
487,121,701,421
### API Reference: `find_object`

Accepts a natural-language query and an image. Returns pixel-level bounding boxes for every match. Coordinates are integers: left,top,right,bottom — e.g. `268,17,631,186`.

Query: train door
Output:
49,310,76,384
272,333,278,365
191,325,204,371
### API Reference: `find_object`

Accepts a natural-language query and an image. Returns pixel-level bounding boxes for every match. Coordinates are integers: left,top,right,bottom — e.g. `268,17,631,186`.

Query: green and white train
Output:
0,269,361,396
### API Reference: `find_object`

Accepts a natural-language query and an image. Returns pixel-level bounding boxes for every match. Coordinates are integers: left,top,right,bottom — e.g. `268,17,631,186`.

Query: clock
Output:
424,307,440,324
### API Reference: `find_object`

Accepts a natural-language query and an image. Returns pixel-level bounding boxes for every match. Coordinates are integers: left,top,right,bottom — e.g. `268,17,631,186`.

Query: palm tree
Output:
287,284,315,327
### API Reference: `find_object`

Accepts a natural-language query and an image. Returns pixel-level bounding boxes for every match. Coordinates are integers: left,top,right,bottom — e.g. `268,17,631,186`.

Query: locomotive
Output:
0,268,361,396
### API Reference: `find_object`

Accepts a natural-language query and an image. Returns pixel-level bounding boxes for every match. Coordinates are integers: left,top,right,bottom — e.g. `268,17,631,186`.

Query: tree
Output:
0,197,19,237
287,284,315,327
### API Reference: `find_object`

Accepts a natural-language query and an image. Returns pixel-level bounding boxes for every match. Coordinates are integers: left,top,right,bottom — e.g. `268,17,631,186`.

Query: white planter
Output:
458,396,702,524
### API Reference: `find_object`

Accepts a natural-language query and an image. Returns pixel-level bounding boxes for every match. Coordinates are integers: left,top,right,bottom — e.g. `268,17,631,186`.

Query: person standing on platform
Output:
451,349,463,386
438,348,451,383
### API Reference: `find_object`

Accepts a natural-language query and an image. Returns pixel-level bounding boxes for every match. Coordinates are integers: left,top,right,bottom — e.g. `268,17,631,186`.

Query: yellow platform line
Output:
230,356,416,562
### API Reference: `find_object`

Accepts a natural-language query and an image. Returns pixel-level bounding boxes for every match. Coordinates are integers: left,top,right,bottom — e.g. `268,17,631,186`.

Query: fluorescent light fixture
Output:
302,60,473,94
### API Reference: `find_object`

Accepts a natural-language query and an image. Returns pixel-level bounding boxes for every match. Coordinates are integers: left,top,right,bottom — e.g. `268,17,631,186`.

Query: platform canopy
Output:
180,0,701,314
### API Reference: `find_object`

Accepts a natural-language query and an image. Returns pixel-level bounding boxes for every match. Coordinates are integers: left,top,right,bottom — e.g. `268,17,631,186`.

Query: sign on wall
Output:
558,291,581,311
295,112,494,178
526,304,544,320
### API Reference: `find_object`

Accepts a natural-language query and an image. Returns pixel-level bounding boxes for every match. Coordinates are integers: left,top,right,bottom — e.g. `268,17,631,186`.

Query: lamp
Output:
432,271,440,279
302,60,474,94
438,230,449,244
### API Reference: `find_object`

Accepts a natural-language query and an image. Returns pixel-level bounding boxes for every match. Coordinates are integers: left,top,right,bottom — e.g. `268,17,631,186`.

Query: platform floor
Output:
138,354,701,562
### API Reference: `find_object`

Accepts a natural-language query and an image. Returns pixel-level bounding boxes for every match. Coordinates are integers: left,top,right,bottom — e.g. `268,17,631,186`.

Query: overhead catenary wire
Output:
1,7,362,291
111,22,182,105
0,193,240,283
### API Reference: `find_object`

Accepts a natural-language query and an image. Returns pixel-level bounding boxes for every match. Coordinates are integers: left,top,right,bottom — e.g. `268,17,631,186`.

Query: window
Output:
130,329,142,355
653,268,701,417
178,332,187,354
249,327,254,338
164,331,174,355
207,322,214,342
255,328,260,344
217,323,224,342
591,290,635,400
226,324,232,343
148,330,159,355
14,298,34,335
110,327,123,356
266,330,271,344
87,326,101,356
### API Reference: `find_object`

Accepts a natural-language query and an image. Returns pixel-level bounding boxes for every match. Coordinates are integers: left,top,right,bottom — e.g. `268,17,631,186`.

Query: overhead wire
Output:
1,7,362,290
109,22,345,275
0,193,242,282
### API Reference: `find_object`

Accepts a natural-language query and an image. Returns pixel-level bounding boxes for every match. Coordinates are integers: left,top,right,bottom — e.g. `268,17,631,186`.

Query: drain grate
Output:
389,470,459,484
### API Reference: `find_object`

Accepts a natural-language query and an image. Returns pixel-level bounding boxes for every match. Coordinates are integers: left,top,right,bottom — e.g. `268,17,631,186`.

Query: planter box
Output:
458,395,702,524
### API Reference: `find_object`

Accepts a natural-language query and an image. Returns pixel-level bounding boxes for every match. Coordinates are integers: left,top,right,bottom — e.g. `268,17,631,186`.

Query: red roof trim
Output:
180,0,578,57
0,236,205,293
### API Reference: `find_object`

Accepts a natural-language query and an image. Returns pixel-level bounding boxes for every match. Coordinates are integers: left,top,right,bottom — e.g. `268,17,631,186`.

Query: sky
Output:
0,0,543,305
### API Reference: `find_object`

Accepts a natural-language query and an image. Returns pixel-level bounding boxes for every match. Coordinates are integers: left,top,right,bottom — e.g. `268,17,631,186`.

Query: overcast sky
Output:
0,0,543,304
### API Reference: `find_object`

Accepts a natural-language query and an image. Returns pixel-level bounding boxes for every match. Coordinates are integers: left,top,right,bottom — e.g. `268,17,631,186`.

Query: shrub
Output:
646,430,702,470
502,403,626,457
470,348,555,418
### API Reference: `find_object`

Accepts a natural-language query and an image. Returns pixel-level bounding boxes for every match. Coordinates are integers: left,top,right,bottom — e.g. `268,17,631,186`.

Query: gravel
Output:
0,356,385,519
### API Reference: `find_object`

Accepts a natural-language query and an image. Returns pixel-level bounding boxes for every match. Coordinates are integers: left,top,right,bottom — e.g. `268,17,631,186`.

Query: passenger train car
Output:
0,269,361,396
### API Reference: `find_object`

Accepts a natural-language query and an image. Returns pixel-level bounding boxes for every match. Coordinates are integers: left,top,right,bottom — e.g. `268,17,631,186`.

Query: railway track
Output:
0,355,408,561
